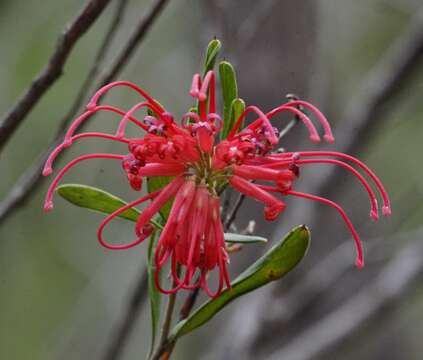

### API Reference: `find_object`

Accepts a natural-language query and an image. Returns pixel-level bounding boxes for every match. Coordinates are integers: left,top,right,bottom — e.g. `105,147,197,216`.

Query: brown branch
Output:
97,0,170,86
101,270,149,360
0,0,113,152
0,0,170,225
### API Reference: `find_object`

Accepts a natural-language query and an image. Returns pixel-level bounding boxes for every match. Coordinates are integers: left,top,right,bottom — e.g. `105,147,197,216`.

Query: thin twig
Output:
0,0,170,225
278,93,303,141
0,0,113,152
98,0,170,86
150,282,179,360
101,270,149,360
224,192,246,231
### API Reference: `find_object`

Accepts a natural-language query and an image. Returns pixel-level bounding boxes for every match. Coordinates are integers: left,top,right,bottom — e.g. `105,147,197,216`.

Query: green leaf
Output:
147,230,162,359
219,61,239,139
224,233,267,244
56,184,162,229
204,38,222,75
57,184,140,221
169,225,310,339
147,176,174,221
229,97,245,135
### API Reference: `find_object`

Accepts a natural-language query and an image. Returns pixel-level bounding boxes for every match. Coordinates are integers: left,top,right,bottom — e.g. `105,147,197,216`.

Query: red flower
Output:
43,70,391,297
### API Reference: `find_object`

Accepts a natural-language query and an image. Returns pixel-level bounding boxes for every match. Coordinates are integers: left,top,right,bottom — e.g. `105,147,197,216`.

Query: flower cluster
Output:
43,70,391,298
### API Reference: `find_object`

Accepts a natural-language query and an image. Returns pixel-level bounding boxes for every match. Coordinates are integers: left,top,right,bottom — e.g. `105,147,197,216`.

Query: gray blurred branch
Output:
209,7,423,359
0,0,113,152
268,229,423,360
332,6,423,158
0,0,170,225
100,270,149,360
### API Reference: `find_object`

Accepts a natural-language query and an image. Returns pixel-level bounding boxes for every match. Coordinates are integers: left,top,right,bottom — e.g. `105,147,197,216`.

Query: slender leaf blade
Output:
170,225,310,339
229,97,245,134
56,184,163,228
57,184,140,221
224,233,267,244
204,38,222,75
219,61,239,139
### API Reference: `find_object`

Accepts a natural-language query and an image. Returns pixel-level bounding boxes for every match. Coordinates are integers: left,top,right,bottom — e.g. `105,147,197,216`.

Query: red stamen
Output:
116,101,159,138
296,159,379,221
135,176,185,235
138,163,185,177
228,106,278,144
190,74,201,98
64,105,147,145
43,132,129,176
97,191,160,250
44,153,124,211
229,175,286,220
284,100,335,143
233,164,294,183
286,190,364,269
265,105,321,143
86,80,164,114
273,151,391,215
199,71,216,113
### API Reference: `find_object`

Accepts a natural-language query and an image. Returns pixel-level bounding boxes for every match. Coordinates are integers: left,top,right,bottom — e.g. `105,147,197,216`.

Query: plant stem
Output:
150,278,178,360
159,292,178,348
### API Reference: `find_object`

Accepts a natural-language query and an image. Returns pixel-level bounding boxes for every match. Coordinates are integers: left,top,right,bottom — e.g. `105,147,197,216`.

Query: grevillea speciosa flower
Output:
43,71,391,298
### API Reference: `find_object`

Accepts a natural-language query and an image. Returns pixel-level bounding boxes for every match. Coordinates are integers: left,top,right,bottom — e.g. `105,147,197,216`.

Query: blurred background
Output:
0,0,422,359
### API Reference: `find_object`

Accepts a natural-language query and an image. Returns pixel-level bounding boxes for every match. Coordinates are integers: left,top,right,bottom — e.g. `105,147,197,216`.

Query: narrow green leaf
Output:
204,38,222,75
147,176,174,221
229,97,246,134
147,231,162,359
170,225,310,339
224,233,267,244
57,184,139,221
56,184,162,229
219,61,238,139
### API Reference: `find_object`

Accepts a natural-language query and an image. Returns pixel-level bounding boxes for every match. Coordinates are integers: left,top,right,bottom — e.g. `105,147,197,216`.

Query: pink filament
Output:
184,186,209,277
199,71,216,113
190,74,201,98
86,81,164,114
64,105,147,145
115,101,159,138
43,132,129,176
138,163,186,177
274,151,391,215
228,106,278,144
230,176,276,205
135,176,185,235
295,159,379,221
265,105,321,143
284,100,334,143
44,153,124,212
233,164,293,182
286,190,364,269
97,191,160,250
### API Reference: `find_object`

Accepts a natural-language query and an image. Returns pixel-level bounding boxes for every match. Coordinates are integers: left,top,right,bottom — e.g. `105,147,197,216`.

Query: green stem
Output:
150,277,179,360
